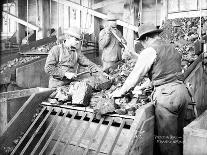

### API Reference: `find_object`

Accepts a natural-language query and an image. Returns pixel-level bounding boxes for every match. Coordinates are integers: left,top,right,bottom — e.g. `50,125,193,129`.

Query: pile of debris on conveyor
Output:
0,56,40,74
47,71,113,106
48,81,93,106
30,41,57,53
89,60,152,116
160,16,207,72
48,59,152,116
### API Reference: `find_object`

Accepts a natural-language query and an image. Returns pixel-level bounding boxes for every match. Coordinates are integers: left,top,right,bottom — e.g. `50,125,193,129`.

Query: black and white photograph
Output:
0,0,207,154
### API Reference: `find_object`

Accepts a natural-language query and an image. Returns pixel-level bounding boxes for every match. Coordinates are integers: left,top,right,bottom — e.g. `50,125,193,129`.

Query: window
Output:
2,3,16,38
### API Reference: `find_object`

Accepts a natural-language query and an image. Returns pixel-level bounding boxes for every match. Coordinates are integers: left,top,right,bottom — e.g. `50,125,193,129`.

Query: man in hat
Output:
110,23,191,155
99,14,126,71
45,27,102,88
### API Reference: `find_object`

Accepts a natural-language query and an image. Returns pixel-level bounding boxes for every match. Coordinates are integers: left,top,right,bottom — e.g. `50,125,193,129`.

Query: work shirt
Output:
99,28,123,62
121,38,182,93
118,38,190,155
45,44,101,88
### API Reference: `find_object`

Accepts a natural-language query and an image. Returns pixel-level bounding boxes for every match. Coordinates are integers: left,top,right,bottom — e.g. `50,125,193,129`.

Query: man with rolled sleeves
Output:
45,27,102,88
111,23,192,155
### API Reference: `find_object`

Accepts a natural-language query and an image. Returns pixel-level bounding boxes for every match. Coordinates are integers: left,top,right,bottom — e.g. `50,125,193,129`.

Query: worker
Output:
99,14,126,71
45,27,102,88
110,23,191,155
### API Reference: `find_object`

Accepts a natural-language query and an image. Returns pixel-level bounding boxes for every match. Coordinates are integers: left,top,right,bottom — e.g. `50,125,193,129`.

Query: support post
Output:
123,0,135,53
15,0,26,44
0,98,7,136
38,0,50,39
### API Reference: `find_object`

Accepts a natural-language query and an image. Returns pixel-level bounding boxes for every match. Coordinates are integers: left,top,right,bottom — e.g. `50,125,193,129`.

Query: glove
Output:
65,72,77,79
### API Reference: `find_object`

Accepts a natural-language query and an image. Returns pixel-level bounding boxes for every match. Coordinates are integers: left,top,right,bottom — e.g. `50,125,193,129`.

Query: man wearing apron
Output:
111,23,191,155
45,27,102,88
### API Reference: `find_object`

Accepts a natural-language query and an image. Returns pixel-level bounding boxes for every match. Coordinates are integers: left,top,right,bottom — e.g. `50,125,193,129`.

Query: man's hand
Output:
65,72,77,79
122,48,132,60
110,88,124,98
132,86,143,97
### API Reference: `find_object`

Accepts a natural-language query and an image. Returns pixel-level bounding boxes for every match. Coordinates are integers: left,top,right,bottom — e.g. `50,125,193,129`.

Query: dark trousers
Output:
152,81,191,155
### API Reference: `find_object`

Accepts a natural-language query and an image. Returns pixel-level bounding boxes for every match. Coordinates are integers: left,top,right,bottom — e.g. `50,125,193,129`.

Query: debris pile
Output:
89,60,152,116
46,17,207,116
0,56,40,74
82,73,112,91
160,16,207,70
90,92,115,116
48,81,93,106
30,42,57,53
47,59,153,116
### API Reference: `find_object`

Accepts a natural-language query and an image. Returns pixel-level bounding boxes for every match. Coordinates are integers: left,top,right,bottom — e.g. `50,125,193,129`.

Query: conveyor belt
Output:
10,103,134,155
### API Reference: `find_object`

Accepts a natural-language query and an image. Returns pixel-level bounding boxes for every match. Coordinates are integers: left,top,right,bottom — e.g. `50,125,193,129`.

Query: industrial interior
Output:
0,0,207,154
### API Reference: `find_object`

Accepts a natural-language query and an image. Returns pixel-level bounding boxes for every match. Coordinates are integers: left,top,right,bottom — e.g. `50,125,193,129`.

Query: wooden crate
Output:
183,109,207,155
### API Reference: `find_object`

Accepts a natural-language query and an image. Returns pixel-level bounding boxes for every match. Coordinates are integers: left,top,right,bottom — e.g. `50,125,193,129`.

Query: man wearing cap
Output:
45,27,102,88
99,15,126,71
111,23,191,155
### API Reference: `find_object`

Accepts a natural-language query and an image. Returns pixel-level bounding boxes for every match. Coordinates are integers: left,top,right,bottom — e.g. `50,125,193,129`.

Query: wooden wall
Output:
185,62,207,116
50,0,94,39
141,0,162,26
167,0,207,19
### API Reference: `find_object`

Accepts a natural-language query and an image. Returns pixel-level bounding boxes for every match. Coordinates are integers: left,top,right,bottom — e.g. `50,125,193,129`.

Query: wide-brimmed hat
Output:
63,27,82,40
137,23,163,40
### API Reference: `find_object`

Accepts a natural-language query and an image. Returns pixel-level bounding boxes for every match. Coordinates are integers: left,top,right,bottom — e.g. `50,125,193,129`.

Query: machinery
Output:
0,89,154,155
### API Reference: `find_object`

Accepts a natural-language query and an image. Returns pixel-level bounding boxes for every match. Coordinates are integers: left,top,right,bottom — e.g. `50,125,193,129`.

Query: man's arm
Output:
116,47,157,95
44,46,66,79
78,53,103,72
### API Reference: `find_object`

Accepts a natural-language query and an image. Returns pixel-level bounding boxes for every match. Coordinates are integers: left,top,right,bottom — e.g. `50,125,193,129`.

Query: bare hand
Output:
65,72,77,79
110,89,124,98
122,48,131,60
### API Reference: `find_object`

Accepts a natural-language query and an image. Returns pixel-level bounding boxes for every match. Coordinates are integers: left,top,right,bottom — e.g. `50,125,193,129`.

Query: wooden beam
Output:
3,11,40,31
0,88,39,100
0,98,7,136
139,0,143,23
168,10,207,19
92,0,123,10
52,0,138,32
